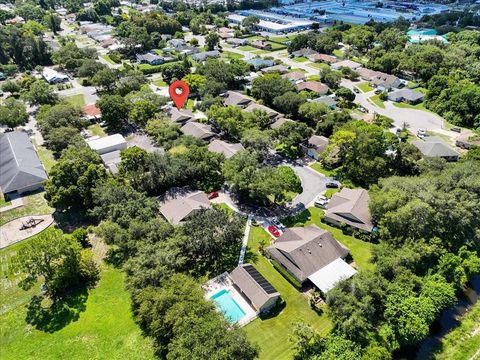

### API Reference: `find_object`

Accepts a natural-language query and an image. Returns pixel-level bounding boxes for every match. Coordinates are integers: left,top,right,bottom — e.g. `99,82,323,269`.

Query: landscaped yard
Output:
393,101,431,113
309,162,337,178
282,207,375,271
152,78,167,87
0,193,11,207
221,51,244,60
64,94,85,108
0,262,156,360
369,94,385,109
244,226,331,360
238,45,258,52
87,124,107,137
0,191,53,226
101,54,116,64
292,57,308,63
357,82,374,93
308,62,330,71
33,140,56,173
266,42,287,50
332,49,344,58
269,35,297,44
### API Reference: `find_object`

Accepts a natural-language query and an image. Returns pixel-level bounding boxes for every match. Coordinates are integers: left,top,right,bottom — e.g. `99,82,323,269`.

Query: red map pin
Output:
169,80,190,110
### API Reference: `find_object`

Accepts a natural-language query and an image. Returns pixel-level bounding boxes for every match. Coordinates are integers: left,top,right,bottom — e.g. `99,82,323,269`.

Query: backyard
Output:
64,94,86,108
244,226,331,360
0,191,53,227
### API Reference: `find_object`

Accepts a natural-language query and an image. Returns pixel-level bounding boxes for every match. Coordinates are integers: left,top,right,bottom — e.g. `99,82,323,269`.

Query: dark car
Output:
207,191,219,200
326,181,339,188
451,127,461,133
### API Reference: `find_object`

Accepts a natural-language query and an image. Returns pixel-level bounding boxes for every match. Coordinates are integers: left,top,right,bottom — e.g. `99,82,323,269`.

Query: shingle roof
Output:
388,88,425,102
180,121,215,140
261,65,289,74
324,188,373,232
0,132,48,194
266,224,349,283
167,107,194,124
230,263,279,310
223,91,252,107
296,81,329,94
159,190,212,224
244,102,279,118
208,140,244,159
412,139,460,158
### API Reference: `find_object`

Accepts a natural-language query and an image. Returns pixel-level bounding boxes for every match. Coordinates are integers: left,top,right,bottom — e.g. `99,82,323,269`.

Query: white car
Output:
314,195,329,208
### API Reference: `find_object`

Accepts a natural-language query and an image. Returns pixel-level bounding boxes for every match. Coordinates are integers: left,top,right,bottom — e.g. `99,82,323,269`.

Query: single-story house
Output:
159,190,212,225
312,96,337,109
82,104,102,121
86,134,127,155
166,107,194,125
192,50,220,62
230,263,280,313
180,121,216,142
251,40,272,50
292,48,317,58
297,81,329,95
412,137,460,162
270,117,293,129
304,135,329,160
226,38,249,47
356,68,402,91
223,91,252,108
208,139,244,159
136,52,163,65
42,67,69,84
308,53,337,64
244,102,280,120
324,188,374,233
247,58,275,70
388,88,425,104
261,64,289,74
0,131,48,195
283,71,306,83
331,59,362,71
167,39,187,50
266,224,356,292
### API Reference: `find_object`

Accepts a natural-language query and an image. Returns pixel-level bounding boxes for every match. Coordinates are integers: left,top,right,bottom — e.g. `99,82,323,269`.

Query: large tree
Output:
0,98,29,128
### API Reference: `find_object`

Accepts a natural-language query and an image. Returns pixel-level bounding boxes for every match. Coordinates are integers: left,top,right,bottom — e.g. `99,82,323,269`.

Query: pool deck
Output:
204,272,257,327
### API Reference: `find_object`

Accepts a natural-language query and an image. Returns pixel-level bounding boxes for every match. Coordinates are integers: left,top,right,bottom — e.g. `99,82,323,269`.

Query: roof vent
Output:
318,243,323,247
307,248,311,254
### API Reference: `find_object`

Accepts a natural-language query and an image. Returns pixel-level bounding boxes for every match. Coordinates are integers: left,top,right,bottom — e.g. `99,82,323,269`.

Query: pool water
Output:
210,289,246,323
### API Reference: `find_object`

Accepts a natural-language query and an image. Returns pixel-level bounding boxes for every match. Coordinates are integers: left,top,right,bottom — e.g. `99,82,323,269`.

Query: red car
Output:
207,191,219,200
267,225,281,238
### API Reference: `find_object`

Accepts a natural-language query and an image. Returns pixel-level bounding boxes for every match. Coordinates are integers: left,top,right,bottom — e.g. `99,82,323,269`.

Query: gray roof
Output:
312,96,337,107
208,140,244,159
230,263,280,310
308,135,329,153
159,190,212,224
266,224,349,283
192,50,220,62
167,107,194,124
270,117,293,129
244,102,279,119
261,65,289,74
180,121,216,141
223,91,252,107
412,138,459,159
324,188,373,232
0,132,48,193
388,88,425,102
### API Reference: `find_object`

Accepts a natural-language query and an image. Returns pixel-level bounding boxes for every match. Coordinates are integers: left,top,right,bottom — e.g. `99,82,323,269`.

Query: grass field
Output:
266,42,287,50
283,207,375,271
309,163,337,178
369,95,385,109
393,101,431,113
0,191,53,226
64,94,85,108
152,78,167,87
238,45,257,52
332,49,344,58
87,124,107,137
0,193,11,207
0,264,156,360
357,82,373,93
269,35,297,43
33,140,56,173
221,51,244,60
292,57,308,63
101,55,116,64
244,226,331,360
308,62,330,71
433,301,480,360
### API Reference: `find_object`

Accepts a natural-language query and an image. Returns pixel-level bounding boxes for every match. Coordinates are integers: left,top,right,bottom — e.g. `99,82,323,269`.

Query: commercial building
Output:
228,11,314,34
86,134,127,155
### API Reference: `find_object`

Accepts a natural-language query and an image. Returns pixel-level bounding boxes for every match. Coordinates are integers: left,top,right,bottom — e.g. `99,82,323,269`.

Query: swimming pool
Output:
210,289,246,323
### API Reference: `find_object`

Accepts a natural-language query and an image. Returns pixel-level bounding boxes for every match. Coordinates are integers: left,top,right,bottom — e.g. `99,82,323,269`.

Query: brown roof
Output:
308,135,329,153
283,71,306,81
308,53,338,63
324,188,373,232
270,117,293,129
296,81,329,95
266,224,349,283
167,107,194,124
82,104,101,117
261,65,289,74
230,263,280,311
180,121,216,141
208,140,244,159
244,102,279,119
159,190,212,224
223,91,252,108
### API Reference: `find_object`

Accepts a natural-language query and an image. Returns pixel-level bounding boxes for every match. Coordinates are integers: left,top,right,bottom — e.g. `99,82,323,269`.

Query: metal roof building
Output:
0,132,48,195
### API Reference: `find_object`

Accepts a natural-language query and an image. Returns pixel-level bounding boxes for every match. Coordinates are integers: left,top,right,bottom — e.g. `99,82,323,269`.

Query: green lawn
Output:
332,49,344,58
266,42,287,50
307,75,321,81
87,124,107,137
101,55,115,64
152,78,167,87
0,193,11,207
238,45,257,52
185,98,195,110
292,57,308,63
308,62,330,71
369,95,385,109
64,94,85,108
324,188,340,199
392,101,431,113
283,207,375,271
221,51,244,60
357,82,373,93
33,139,56,174
0,191,53,226
244,227,331,360
309,162,337,178
433,301,480,360
269,35,297,43
0,264,156,360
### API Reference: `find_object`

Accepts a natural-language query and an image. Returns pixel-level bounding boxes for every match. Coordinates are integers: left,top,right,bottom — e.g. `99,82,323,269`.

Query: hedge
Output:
271,259,302,289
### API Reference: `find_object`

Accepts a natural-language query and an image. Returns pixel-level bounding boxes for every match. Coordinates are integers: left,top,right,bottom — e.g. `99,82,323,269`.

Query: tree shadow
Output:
25,287,88,333
258,299,286,320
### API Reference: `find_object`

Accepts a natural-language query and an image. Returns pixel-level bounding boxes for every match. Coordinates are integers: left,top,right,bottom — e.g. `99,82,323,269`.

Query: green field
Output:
0,263,156,360
221,51,244,60
269,35,297,44
308,62,330,71
332,49,344,58
101,55,116,64
357,82,374,93
64,94,85,108
292,57,308,63
309,162,337,177
244,226,331,360
369,95,385,109
238,45,257,52
393,101,431,113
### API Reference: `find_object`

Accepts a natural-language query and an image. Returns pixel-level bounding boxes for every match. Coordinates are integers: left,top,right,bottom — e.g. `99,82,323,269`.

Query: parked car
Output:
417,128,427,139
451,127,461,133
207,191,219,200
326,181,339,188
374,89,382,95
271,217,286,230
353,87,360,93
267,225,281,238
314,195,329,208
